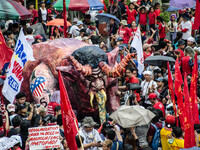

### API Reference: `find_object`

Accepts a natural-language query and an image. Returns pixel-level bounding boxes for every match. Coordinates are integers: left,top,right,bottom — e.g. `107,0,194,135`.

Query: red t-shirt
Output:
158,23,166,39
155,9,161,17
126,9,137,24
153,102,165,117
47,102,60,116
130,27,138,40
29,9,38,25
180,56,192,75
118,27,132,44
143,51,152,60
149,12,157,25
139,12,147,25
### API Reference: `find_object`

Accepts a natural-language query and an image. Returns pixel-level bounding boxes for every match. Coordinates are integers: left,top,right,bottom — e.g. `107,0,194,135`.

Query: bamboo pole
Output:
73,118,84,150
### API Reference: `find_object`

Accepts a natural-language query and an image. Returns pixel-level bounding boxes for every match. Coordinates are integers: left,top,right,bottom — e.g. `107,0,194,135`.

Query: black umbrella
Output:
144,56,175,66
72,46,108,69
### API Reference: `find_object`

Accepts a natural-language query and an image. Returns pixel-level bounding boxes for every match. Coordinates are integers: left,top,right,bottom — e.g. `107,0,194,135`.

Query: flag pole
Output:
73,118,84,150
63,0,68,38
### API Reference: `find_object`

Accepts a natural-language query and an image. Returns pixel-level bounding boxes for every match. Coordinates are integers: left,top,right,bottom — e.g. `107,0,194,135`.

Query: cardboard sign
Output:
29,125,61,150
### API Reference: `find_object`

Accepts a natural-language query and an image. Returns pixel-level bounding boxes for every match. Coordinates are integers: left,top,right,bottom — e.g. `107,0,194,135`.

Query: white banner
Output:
29,125,60,150
2,28,35,103
131,27,144,75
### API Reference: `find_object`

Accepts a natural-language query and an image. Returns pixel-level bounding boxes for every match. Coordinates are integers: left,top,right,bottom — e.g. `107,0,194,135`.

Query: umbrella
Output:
169,0,196,9
167,6,180,11
96,13,120,25
0,0,32,20
109,105,155,128
144,56,175,66
53,0,104,11
46,19,72,26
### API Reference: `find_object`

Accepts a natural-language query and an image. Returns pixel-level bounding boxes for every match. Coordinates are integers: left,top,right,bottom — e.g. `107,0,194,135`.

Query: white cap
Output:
143,71,152,76
7,104,15,112
187,37,195,43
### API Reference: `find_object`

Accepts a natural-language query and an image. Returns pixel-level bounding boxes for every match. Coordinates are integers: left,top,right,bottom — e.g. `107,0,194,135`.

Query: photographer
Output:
118,67,141,105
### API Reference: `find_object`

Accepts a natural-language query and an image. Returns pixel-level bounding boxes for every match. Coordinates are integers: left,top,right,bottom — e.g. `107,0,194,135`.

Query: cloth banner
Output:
2,28,35,103
131,27,144,75
58,70,78,150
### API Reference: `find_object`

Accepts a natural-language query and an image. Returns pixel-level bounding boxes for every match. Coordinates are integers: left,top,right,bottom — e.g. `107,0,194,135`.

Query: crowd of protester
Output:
1,0,200,150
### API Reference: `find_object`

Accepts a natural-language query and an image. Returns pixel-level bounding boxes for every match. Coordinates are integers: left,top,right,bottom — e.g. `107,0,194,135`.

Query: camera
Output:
126,83,141,92
42,114,53,125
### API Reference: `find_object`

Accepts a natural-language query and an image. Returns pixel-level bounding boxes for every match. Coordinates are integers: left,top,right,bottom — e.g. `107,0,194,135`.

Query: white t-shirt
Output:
40,8,47,21
69,25,82,38
25,35,34,46
180,20,192,40
79,127,102,150
141,80,157,104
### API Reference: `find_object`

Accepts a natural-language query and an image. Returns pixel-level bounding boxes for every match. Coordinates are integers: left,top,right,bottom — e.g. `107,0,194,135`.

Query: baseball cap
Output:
35,35,43,40
120,20,128,26
187,37,195,43
143,43,152,50
177,40,185,46
76,21,83,26
143,71,152,76
148,93,157,99
117,37,123,41
103,122,113,129
165,115,175,125
118,45,124,51
156,77,164,82
73,18,78,23
7,104,15,112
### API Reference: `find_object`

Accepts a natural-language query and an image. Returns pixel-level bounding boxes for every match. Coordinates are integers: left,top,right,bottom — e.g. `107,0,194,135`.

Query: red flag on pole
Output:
167,62,178,126
58,70,78,150
190,52,199,124
63,0,68,38
193,0,200,30
0,30,13,70
183,73,196,148
174,59,185,128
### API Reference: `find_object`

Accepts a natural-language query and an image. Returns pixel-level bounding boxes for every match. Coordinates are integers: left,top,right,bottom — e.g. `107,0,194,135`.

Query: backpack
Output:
151,123,163,150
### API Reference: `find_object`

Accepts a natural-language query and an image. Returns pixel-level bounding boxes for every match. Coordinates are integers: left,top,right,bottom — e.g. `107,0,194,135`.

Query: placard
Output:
29,125,61,150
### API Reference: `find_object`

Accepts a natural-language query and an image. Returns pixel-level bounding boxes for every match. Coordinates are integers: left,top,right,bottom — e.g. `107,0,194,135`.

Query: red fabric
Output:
139,12,147,25
47,102,60,116
29,9,38,25
149,12,157,25
63,0,68,38
167,62,178,126
147,122,162,137
120,55,124,61
174,59,185,129
58,70,78,150
99,0,107,11
143,51,151,60
176,49,184,61
155,9,161,17
153,102,165,118
180,56,192,75
126,9,137,24
193,0,200,30
190,53,199,124
0,31,13,70
158,23,166,39
118,27,131,44
69,0,89,11
183,73,196,148
181,28,189,33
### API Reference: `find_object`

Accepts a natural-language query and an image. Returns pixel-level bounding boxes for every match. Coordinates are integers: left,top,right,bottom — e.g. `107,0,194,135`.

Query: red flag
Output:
174,59,185,128
100,0,107,11
193,0,200,30
58,70,78,150
63,0,68,38
0,31,13,70
167,62,178,126
190,52,199,124
183,73,196,148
